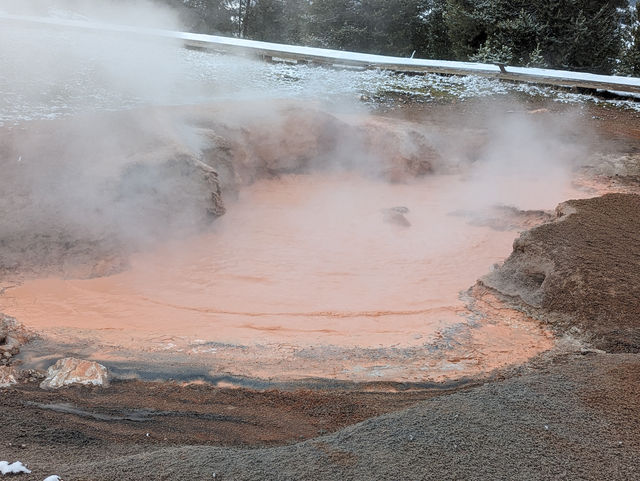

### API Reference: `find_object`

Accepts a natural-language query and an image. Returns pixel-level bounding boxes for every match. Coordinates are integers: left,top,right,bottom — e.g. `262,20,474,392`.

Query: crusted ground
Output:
483,193,640,352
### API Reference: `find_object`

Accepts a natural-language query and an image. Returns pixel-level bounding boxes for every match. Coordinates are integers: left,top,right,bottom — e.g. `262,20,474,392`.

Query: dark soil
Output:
0,380,460,478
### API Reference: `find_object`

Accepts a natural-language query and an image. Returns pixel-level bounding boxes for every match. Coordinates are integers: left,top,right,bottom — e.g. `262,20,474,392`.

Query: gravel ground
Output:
33,352,634,481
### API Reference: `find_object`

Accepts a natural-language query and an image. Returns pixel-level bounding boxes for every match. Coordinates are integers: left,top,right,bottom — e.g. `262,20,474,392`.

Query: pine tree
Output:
618,3,640,75
306,0,367,50
531,0,626,73
165,0,235,35
159,0,629,75
412,0,454,59
527,44,547,68
446,0,625,73
244,0,286,42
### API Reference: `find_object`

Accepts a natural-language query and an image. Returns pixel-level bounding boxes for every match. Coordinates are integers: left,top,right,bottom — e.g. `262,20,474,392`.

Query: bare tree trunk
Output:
242,0,252,38
238,0,244,37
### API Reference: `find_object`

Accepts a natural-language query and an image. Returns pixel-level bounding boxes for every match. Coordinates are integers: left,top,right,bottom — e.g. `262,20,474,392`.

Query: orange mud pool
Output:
1,172,590,382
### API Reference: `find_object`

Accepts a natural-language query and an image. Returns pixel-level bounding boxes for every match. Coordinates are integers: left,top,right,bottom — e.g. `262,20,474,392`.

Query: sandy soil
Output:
0,99,639,480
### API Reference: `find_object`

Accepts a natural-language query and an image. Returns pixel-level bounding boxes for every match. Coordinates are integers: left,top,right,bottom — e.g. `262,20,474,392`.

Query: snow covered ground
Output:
1,14,640,125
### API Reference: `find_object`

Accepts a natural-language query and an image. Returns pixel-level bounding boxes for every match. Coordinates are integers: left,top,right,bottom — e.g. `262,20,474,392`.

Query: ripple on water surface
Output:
2,173,564,382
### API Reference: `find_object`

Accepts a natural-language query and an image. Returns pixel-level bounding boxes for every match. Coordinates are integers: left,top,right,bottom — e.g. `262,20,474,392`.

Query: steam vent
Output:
1,4,640,480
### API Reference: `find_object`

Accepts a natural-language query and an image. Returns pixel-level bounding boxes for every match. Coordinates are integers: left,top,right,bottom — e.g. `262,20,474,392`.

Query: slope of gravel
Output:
46,352,638,481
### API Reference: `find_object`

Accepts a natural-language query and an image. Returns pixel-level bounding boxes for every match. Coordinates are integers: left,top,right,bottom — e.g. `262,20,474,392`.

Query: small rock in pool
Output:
382,206,411,227
389,206,409,214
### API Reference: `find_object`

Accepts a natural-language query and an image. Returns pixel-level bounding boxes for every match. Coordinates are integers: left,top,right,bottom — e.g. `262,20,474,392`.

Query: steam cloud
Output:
0,0,594,279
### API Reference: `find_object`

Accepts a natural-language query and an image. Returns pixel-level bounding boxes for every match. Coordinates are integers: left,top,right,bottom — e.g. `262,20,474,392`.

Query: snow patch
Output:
2,13,640,126
0,461,31,475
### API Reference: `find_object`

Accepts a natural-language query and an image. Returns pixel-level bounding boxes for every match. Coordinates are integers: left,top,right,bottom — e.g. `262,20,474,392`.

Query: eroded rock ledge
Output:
483,193,640,353
0,103,441,280
0,314,33,364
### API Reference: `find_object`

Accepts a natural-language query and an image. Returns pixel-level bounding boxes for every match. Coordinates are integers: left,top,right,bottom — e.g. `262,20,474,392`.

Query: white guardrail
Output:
3,13,640,95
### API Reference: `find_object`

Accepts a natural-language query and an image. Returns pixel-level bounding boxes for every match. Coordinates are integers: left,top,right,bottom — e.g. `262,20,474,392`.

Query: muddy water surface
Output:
2,172,578,382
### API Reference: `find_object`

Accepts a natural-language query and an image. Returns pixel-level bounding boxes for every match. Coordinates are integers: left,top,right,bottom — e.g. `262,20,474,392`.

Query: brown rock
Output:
0,314,33,361
0,366,17,388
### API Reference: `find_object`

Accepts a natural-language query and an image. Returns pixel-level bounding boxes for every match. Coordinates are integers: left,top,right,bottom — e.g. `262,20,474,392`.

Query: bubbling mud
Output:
1,171,581,382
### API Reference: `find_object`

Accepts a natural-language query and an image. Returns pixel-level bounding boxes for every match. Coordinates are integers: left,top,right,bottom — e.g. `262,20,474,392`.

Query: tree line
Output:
163,0,640,75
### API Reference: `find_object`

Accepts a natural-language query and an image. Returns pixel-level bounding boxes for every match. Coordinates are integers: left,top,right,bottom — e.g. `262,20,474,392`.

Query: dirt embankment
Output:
483,193,640,352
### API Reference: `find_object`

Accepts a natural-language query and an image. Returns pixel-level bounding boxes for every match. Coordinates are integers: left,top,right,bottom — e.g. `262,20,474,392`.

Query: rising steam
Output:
0,0,595,280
